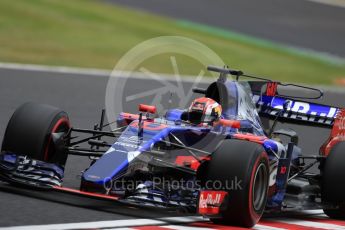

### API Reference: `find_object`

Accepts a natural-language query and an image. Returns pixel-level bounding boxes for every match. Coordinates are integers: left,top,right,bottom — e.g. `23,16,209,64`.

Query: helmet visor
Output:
188,110,203,124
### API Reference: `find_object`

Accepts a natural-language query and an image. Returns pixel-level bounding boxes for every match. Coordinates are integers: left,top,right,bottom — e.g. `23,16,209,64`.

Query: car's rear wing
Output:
249,81,345,156
203,66,343,129
248,81,340,128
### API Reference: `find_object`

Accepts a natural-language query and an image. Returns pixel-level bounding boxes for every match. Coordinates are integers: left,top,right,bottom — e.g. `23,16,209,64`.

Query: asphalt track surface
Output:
106,0,345,57
0,67,345,228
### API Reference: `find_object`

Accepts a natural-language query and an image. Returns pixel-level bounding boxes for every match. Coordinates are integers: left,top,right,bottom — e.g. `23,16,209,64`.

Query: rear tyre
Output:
322,141,345,219
1,102,70,166
199,139,269,228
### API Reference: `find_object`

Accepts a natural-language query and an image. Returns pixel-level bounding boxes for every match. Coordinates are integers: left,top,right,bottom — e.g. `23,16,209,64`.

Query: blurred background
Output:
0,0,344,84
1,1,345,227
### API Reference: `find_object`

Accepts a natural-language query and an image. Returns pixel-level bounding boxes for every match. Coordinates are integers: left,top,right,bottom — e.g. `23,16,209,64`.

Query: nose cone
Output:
82,148,129,186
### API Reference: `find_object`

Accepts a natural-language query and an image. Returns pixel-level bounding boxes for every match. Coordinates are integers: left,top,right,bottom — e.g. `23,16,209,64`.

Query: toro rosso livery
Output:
1,66,345,227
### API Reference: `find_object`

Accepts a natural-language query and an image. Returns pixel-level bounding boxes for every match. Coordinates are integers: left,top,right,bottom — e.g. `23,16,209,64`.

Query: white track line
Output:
0,62,210,83
105,228,134,230
0,216,205,230
1,61,345,94
254,225,287,230
159,225,213,230
158,217,206,223
0,219,164,230
2,211,343,230
306,0,345,8
275,218,345,229
0,62,111,77
1,62,345,93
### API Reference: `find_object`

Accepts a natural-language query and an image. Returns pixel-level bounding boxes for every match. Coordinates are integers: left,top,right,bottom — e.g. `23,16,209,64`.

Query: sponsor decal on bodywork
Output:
321,109,345,155
198,190,228,215
265,82,278,97
254,95,339,125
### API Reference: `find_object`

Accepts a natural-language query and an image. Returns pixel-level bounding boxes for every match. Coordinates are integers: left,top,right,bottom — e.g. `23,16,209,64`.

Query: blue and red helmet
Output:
188,97,222,125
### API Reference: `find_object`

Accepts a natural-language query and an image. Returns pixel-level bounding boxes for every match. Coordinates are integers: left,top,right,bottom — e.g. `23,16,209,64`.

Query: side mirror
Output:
139,104,156,114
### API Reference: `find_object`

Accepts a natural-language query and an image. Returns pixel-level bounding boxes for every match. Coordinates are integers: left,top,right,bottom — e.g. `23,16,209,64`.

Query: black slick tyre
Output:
199,139,269,228
322,141,345,219
1,102,70,166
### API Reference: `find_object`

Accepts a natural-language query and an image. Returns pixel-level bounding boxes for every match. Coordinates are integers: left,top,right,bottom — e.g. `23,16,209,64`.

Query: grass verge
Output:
0,0,344,84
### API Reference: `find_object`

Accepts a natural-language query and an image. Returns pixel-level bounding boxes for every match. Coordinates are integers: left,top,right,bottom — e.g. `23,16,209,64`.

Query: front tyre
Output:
199,139,269,228
1,102,70,166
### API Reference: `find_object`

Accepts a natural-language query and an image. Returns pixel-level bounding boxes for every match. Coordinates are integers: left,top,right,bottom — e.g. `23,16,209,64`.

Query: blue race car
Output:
1,66,345,228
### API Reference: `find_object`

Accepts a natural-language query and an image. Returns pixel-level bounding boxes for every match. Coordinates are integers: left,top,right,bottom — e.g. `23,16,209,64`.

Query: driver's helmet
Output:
188,97,222,125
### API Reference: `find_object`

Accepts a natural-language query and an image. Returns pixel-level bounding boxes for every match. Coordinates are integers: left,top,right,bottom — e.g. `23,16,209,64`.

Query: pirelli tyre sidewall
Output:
322,141,345,219
1,102,70,166
199,139,269,228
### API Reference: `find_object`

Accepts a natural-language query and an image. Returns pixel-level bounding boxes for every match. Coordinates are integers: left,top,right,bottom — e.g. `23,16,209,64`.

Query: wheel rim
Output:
252,162,268,212
44,118,70,161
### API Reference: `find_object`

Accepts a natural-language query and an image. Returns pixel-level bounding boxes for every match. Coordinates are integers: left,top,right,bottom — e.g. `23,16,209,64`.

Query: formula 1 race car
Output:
1,66,345,228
